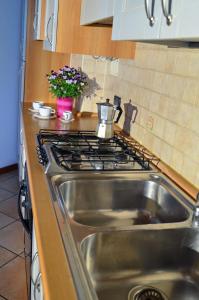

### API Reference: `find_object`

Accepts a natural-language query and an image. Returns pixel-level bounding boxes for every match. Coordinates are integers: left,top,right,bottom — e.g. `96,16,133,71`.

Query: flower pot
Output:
56,97,74,117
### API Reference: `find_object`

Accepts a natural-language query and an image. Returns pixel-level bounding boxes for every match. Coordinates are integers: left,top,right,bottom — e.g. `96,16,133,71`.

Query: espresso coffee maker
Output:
96,97,123,139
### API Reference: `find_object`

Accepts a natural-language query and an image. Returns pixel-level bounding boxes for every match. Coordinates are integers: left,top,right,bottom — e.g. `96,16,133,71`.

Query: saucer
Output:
33,113,57,120
29,107,39,113
59,117,74,123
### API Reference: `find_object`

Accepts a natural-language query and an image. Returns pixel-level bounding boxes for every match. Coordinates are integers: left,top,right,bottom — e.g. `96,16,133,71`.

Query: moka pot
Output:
96,99,122,139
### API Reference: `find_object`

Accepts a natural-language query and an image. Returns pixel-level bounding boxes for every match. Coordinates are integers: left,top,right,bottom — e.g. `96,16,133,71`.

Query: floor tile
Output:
0,170,18,182
0,212,14,230
0,176,19,194
0,221,24,255
0,189,13,203
0,195,19,220
0,246,16,268
0,256,27,300
19,251,25,259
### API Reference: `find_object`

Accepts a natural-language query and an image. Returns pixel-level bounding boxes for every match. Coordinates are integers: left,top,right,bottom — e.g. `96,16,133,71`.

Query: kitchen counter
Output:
23,103,99,300
22,103,198,300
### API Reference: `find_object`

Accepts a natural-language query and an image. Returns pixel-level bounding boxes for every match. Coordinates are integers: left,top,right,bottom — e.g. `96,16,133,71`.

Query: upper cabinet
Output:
112,0,163,41
33,0,46,40
112,0,199,43
43,0,135,59
43,0,58,51
80,0,114,25
164,0,199,41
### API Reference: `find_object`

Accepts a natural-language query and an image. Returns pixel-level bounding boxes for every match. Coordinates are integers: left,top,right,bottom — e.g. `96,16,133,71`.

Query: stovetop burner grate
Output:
37,130,158,171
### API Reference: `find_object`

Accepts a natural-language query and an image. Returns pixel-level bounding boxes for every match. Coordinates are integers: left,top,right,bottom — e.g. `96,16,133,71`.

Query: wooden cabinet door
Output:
80,0,114,25
56,0,135,59
43,0,58,51
112,0,163,41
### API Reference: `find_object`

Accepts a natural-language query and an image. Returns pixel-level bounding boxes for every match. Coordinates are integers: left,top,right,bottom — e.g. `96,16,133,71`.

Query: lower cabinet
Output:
31,223,44,300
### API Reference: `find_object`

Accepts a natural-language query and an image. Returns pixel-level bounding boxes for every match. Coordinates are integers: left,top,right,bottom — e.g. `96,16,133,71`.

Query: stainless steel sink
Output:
81,229,199,300
57,173,191,228
48,172,194,300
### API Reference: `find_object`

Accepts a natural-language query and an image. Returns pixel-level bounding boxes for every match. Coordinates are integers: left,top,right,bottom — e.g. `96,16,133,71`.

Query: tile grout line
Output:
0,185,19,195
0,209,19,222
0,255,18,269
0,252,25,270
0,294,8,300
0,210,18,221
0,244,25,261
0,220,18,232
0,189,18,200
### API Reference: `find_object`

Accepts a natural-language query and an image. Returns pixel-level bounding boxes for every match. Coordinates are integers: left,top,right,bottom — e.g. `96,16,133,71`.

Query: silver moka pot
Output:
96,98,122,139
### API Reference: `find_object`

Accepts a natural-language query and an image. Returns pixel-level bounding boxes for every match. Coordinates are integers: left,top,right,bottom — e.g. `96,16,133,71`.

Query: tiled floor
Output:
0,170,27,300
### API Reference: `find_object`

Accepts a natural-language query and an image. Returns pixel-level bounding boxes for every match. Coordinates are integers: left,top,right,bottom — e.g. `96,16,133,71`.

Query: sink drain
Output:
128,286,168,300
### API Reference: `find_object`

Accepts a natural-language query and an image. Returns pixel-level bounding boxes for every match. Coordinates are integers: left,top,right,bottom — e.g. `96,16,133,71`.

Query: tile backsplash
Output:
70,43,199,189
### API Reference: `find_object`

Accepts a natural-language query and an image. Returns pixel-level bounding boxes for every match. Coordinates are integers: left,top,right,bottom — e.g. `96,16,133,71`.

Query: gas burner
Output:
37,130,156,171
115,153,128,163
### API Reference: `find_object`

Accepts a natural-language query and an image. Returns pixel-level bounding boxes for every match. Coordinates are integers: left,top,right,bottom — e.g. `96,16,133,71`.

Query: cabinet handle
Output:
33,14,38,33
34,272,42,300
31,252,39,285
17,183,30,234
46,14,54,46
161,0,173,25
144,0,155,26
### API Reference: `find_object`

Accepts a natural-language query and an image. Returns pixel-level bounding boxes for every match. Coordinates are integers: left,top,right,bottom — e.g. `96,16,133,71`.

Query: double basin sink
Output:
49,172,197,300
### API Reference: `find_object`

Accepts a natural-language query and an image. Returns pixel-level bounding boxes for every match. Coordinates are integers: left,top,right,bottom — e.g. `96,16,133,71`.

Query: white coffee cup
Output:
32,101,44,110
63,111,73,121
39,106,55,117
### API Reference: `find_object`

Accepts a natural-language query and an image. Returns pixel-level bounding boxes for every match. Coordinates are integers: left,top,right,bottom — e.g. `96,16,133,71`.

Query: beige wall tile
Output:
181,157,198,184
71,47,199,188
173,52,191,76
152,115,166,138
170,149,184,174
160,142,173,165
183,79,198,105
175,103,193,128
163,121,177,146
188,52,199,78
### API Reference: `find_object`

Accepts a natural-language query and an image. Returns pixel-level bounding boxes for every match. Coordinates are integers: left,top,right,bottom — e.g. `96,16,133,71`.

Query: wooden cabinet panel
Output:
56,0,135,59
24,0,70,103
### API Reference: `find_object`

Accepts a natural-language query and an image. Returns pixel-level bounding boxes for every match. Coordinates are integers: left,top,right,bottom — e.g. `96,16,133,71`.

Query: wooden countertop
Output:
23,104,99,300
23,103,198,300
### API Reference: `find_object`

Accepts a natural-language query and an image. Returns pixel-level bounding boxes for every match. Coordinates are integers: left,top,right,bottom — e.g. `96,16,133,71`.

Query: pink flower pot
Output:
56,97,74,117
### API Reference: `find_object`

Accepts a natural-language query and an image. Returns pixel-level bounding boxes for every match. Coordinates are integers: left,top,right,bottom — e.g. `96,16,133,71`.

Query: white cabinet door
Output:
80,0,115,25
33,0,43,40
174,0,199,41
43,0,58,51
159,0,181,40
112,0,163,41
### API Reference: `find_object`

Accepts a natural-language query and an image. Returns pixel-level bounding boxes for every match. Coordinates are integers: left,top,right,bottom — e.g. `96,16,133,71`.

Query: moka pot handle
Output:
114,105,123,124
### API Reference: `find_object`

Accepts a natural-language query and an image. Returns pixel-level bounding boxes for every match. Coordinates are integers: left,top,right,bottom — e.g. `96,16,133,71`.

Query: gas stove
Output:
36,130,159,174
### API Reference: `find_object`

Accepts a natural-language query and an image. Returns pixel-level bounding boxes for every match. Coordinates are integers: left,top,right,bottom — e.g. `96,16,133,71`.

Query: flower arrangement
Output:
46,66,88,98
